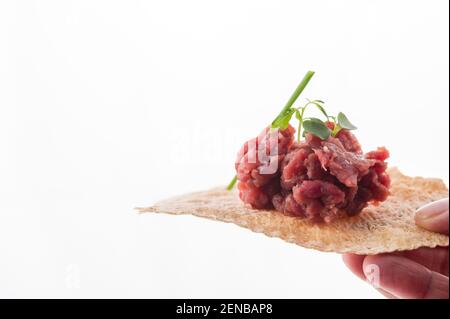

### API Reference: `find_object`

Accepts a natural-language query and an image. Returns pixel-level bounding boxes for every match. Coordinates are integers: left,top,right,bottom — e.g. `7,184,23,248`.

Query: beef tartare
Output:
235,124,390,223
232,71,390,223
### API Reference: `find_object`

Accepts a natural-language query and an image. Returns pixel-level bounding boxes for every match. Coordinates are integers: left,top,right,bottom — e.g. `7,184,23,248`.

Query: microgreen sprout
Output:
295,102,356,140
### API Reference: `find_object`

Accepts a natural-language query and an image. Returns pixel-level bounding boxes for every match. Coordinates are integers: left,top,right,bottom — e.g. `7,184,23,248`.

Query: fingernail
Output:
363,263,381,289
415,198,449,223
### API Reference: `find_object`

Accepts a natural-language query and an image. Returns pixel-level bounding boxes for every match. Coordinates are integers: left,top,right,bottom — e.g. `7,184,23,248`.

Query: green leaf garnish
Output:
337,112,357,130
302,118,331,140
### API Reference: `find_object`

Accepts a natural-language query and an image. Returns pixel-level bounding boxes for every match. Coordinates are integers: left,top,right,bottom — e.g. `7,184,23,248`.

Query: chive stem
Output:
226,175,238,190
273,70,315,123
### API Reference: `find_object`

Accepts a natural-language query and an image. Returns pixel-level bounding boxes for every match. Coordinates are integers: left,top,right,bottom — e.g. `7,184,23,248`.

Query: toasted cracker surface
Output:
137,168,449,254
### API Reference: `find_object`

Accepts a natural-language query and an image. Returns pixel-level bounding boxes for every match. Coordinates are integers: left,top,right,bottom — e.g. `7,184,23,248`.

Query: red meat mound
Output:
235,124,390,223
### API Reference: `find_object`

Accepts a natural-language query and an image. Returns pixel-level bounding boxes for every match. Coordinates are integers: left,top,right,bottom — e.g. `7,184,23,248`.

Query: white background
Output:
0,0,448,298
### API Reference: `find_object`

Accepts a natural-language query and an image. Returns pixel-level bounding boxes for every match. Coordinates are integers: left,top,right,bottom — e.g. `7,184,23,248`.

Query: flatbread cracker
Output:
137,168,449,254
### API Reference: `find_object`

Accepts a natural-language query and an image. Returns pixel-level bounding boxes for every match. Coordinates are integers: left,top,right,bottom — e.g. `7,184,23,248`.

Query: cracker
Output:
137,168,449,254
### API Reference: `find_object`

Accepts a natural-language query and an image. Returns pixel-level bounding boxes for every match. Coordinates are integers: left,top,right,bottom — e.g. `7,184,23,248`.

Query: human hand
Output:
342,198,449,299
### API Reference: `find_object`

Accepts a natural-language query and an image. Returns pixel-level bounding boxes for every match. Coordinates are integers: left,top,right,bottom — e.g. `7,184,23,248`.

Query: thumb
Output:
415,198,449,235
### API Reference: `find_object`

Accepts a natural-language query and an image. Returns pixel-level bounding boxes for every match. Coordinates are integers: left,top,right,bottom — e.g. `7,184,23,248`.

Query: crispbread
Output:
137,168,449,254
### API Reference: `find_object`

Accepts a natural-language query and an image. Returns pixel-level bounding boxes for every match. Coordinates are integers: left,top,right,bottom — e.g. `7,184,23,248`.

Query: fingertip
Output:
342,253,367,281
415,198,449,235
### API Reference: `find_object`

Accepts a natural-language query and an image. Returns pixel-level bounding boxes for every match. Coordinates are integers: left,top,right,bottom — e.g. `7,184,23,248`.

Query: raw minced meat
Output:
235,124,390,223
